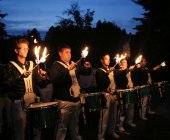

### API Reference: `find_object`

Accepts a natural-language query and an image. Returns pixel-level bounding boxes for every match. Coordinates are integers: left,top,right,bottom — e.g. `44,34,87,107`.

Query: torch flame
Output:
34,46,49,64
34,46,41,64
40,47,48,63
81,47,88,58
34,39,38,43
114,53,126,63
135,55,142,64
160,61,166,67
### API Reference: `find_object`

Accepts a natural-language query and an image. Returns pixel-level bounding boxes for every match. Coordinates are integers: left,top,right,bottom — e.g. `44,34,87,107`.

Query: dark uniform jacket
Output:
3,60,47,100
0,64,6,96
114,69,129,89
131,66,150,87
95,67,110,92
50,61,80,102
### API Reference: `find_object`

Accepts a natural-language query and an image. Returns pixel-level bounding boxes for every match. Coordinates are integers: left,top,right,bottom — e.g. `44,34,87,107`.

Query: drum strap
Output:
10,61,34,93
126,72,133,88
57,61,80,97
147,73,152,84
99,68,116,93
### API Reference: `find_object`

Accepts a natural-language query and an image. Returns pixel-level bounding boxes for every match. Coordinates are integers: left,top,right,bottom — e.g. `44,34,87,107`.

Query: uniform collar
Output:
14,59,29,68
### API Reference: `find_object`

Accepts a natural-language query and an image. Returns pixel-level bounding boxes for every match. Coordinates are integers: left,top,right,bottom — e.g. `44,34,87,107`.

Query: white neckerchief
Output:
99,67,116,93
10,61,34,93
57,61,80,97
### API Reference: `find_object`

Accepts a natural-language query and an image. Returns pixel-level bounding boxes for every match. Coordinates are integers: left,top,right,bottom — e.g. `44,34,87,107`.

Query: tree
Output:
45,3,129,67
27,28,41,43
56,2,95,29
84,9,95,29
132,0,170,80
0,10,7,38
132,0,170,60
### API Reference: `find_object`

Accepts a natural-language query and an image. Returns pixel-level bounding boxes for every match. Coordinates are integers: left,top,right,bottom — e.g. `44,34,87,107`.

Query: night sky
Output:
1,0,144,37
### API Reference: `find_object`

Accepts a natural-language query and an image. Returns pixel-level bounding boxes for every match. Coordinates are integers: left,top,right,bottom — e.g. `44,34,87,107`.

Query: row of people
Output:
78,53,163,139
0,40,89,140
0,38,165,140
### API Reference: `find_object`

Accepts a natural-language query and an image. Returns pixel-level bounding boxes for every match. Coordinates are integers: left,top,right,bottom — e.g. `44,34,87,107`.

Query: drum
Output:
28,102,60,129
116,90,126,105
116,89,136,104
83,92,105,112
138,85,150,97
116,90,126,115
124,89,137,104
149,82,161,97
160,81,170,94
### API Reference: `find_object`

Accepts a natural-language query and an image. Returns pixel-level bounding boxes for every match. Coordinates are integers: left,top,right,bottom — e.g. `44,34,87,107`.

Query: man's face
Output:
15,43,29,58
140,58,147,67
101,55,110,67
119,59,127,70
59,48,71,63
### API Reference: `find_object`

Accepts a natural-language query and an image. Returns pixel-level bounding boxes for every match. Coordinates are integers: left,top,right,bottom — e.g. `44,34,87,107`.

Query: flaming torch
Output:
32,46,49,71
113,53,127,68
34,46,41,64
135,55,142,65
128,55,142,69
76,47,89,64
34,39,38,43
153,61,166,71
160,61,166,67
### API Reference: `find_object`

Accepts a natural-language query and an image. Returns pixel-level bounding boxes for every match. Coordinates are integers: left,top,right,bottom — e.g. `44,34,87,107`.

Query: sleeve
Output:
32,62,50,88
0,65,5,95
3,63,20,91
145,67,152,84
49,61,63,85
114,69,121,85
3,63,24,99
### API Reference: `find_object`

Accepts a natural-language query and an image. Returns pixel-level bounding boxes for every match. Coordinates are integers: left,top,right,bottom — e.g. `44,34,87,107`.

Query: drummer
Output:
114,58,136,132
3,38,47,140
131,57,161,120
95,53,119,139
49,43,91,140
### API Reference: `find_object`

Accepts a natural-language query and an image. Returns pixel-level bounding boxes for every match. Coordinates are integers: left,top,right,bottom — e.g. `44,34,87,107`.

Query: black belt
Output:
70,97,80,102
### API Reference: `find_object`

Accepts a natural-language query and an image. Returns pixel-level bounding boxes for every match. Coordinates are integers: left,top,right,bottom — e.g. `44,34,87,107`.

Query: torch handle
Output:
113,62,118,68
32,64,39,71
76,57,83,65
32,54,50,72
